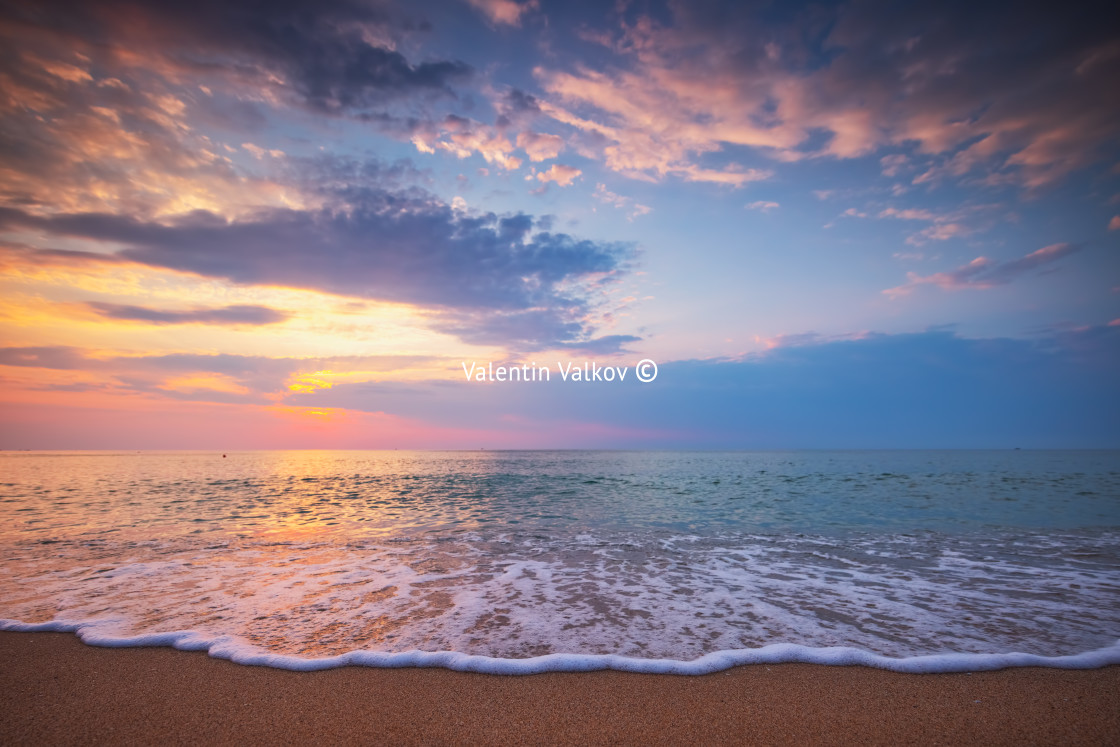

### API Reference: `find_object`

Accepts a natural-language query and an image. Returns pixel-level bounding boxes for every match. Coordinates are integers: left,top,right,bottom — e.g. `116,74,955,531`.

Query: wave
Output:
5,618,1119,676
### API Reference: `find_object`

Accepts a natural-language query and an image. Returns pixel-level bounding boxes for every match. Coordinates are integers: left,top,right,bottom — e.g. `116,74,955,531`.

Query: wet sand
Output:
1,632,1117,745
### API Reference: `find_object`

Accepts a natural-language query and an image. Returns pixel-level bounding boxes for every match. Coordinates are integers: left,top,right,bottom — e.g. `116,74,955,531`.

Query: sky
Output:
0,0,1118,449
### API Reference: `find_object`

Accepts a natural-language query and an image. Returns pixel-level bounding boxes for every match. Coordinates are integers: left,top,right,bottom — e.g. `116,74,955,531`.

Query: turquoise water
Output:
1,450,1119,670
2,450,1118,540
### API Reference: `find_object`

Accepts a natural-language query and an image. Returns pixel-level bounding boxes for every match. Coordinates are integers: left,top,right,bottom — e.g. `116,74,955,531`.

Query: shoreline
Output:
2,632,1118,745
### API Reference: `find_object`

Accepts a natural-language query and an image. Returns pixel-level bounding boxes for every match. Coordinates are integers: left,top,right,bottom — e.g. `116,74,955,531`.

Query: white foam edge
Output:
4,618,1119,675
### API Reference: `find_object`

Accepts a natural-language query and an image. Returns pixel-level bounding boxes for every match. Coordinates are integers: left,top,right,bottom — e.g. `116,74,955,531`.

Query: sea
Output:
2,450,1119,674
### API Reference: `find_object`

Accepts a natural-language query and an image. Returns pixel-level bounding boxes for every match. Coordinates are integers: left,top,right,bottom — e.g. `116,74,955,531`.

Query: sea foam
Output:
4,618,1120,675
2,529,1118,665
2,451,1118,675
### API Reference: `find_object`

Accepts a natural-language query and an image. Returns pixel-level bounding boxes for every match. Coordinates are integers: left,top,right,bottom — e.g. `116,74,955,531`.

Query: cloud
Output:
0,44,275,217
242,144,285,160
680,166,772,187
885,243,1080,297
906,223,971,245
1110,215,1120,230
0,0,477,218
85,302,289,326
1,0,472,117
879,208,940,221
535,164,582,187
0,169,635,350
880,154,909,177
0,203,624,312
431,309,640,352
533,0,1120,189
286,327,1120,449
593,184,651,221
0,244,125,272
0,346,89,370
516,131,565,162
415,115,526,169
497,88,543,120
746,201,780,212
874,203,1007,245
0,7,639,360
0,345,439,404
463,0,538,27
6,328,1118,448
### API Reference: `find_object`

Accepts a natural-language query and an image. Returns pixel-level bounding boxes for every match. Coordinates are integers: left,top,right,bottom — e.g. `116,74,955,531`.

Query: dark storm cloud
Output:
85,302,290,326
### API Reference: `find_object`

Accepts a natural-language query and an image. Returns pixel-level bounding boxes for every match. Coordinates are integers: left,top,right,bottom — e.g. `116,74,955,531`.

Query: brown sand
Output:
1,632,1117,746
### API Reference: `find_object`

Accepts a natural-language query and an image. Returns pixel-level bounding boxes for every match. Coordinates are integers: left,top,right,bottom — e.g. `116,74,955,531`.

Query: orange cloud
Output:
0,52,303,219
160,373,252,396
287,371,337,394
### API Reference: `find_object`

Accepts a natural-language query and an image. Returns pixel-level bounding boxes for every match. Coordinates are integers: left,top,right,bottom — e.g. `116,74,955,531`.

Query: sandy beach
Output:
1,632,1117,745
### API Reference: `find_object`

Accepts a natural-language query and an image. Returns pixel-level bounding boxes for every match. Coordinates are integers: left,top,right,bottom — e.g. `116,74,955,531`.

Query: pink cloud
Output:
750,330,872,352
905,222,972,246
879,207,939,221
531,4,1118,189
1109,215,1120,231
681,166,772,187
516,131,564,162
875,204,1006,245
880,154,909,177
885,243,1080,297
593,184,651,221
413,117,523,170
463,0,538,27
535,163,582,187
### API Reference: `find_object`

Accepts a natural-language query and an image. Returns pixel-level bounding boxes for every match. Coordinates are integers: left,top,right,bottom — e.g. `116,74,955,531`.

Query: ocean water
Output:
2,450,1119,674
